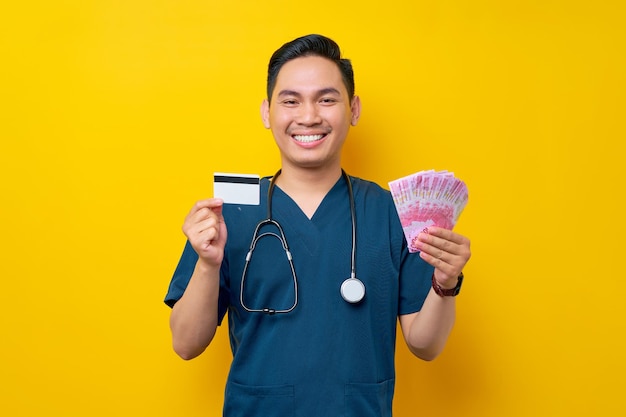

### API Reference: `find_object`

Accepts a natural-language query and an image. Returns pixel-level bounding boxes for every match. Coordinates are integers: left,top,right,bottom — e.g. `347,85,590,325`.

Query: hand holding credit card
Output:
213,172,260,205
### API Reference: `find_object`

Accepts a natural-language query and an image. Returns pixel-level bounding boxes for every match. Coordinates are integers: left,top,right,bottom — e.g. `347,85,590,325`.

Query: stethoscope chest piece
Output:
340,277,365,304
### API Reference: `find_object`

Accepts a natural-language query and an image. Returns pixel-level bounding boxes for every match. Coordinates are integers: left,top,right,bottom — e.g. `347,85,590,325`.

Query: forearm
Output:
169,260,221,360
401,288,456,361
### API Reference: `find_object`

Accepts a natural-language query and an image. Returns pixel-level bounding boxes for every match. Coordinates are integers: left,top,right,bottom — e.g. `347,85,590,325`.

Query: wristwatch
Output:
431,272,464,297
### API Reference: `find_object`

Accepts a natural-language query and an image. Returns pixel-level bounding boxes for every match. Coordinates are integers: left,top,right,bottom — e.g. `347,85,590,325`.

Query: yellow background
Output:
2,1,625,416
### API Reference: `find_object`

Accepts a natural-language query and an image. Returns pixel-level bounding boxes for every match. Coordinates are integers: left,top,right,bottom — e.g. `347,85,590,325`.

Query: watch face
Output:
450,273,463,295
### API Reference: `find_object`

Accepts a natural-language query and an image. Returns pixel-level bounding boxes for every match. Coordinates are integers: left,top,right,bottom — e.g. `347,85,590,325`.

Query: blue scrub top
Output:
165,175,434,417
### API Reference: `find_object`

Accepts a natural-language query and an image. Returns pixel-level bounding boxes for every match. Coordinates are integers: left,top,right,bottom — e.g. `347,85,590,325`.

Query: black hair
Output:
266,34,355,102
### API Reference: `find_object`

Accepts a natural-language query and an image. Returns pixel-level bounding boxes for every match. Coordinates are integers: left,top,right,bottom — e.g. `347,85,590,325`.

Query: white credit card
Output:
213,172,260,205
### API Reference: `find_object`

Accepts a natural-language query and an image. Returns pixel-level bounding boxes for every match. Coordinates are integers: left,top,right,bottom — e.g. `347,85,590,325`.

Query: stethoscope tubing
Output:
240,218,298,314
240,169,362,314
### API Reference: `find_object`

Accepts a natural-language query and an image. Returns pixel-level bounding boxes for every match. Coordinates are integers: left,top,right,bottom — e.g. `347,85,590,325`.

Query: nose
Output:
296,102,322,126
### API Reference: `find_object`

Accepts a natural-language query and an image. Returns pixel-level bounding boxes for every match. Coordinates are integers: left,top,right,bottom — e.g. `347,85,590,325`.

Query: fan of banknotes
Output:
388,170,468,253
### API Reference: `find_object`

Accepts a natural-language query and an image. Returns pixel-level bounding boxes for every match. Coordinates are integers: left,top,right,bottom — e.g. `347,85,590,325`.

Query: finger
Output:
423,226,469,244
418,249,456,276
201,224,220,243
418,240,470,280
418,233,469,265
189,222,220,249
195,214,217,231
188,198,224,216
189,207,217,224
418,228,470,255
184,212,218,239
420,240,448,262
416,231,458,256
209,201,224,220
414,236,445,260
186,199,224,224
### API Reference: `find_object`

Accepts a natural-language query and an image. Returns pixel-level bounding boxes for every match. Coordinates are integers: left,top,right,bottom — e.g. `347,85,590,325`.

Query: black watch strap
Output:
431,272,464,297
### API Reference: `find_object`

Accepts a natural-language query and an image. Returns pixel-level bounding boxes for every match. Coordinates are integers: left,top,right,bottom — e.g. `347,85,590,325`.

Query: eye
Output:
281,99,299,107
319,97,337,105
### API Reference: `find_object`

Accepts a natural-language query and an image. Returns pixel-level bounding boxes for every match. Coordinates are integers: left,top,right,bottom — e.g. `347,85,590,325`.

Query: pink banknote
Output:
389,170,468,253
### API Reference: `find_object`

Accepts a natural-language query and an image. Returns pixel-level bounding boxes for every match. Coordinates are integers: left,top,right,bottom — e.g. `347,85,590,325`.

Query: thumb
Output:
210,199,224,219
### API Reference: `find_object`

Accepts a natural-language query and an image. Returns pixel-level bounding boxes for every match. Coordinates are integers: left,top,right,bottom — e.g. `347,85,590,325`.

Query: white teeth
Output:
293,134,324,143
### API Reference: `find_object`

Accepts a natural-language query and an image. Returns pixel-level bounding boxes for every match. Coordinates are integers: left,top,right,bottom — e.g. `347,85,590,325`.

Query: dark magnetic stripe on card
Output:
214,175,259,185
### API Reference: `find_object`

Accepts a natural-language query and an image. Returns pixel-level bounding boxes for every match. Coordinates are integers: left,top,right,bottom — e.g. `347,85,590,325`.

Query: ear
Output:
350,96,361,126
260,99,271,129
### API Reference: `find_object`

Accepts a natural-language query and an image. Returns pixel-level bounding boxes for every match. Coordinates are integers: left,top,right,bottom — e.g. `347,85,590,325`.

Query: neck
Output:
275,163,342,192
273,165,343,219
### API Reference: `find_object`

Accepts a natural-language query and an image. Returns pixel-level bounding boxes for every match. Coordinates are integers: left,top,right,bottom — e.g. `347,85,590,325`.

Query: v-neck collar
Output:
270,176,351,257
272,175,347,223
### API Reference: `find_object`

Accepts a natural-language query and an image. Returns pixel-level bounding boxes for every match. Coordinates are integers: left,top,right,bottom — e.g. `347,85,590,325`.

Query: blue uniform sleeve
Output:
397,247,434,315
164,240,230,325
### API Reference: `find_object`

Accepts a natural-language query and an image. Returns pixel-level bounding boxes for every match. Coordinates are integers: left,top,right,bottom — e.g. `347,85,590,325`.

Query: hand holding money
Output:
413,226,471,288
389,170,470,286
389,170,468,253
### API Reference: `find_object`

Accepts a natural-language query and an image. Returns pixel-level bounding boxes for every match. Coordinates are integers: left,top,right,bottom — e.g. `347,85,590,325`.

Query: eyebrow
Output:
277,87,342,98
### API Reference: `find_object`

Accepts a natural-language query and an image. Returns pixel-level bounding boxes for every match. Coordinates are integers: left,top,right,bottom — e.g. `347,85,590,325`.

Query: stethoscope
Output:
240,169,365,315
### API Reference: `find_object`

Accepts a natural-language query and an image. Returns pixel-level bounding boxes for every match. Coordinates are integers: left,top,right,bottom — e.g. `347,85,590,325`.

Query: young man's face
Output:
261,55,360,172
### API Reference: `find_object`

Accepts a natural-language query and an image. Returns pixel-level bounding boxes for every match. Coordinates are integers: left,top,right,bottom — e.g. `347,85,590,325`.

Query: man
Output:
165,34,471,416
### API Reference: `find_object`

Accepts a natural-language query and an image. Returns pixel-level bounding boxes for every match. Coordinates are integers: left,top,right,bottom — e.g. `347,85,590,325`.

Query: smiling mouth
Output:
292,134,326,143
